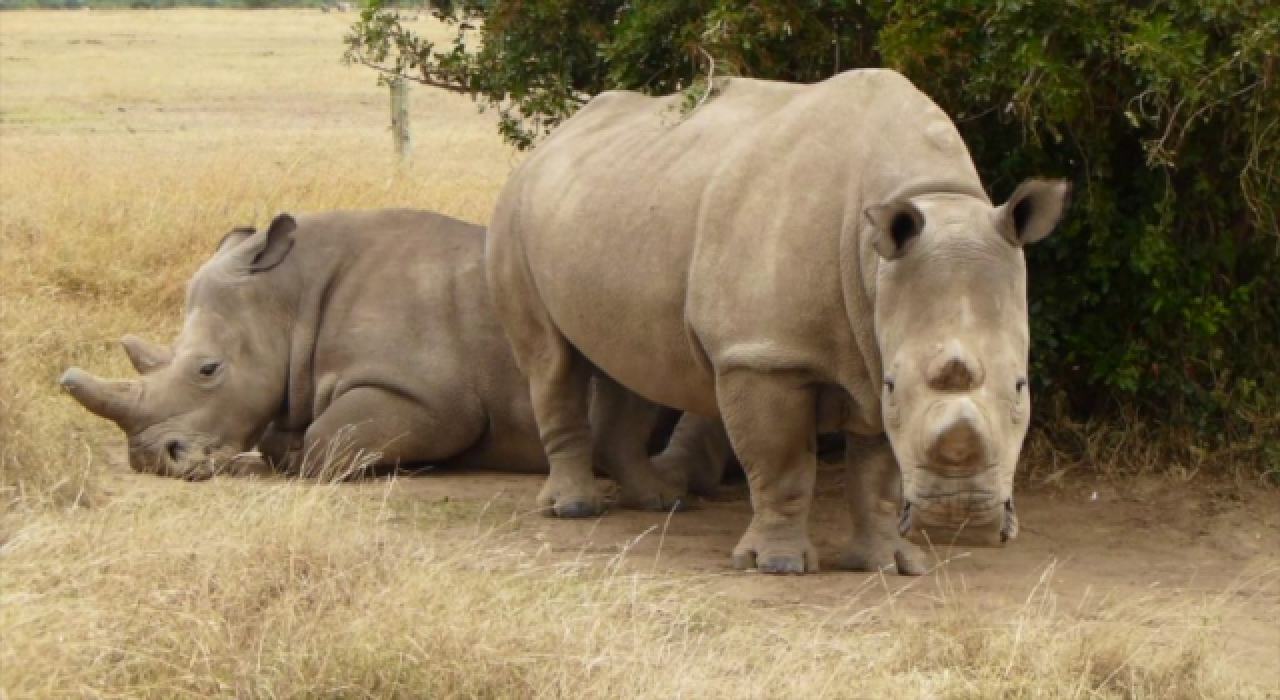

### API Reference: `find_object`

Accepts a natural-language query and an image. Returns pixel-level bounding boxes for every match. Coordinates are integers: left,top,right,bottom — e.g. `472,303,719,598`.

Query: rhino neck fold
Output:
837,193,886,434
278,260,340,435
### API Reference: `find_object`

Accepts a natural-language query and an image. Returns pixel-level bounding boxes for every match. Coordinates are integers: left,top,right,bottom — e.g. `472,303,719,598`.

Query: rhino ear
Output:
121,334,173,374
233,213,296,273
864,198,924,260
994,178,1071,247
215,226,258,256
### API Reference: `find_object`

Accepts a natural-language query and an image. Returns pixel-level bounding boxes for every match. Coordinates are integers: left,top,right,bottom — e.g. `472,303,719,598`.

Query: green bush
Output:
877,1,1277,453
348,1,1279,468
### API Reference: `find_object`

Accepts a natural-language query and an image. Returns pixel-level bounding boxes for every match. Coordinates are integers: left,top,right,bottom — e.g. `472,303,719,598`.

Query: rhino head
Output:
868,179,1069,545
60,214,299,480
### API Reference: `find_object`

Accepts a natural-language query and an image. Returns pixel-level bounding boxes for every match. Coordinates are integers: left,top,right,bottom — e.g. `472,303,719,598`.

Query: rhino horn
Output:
60,368,143,431
923,399,990,469
121,335,173,374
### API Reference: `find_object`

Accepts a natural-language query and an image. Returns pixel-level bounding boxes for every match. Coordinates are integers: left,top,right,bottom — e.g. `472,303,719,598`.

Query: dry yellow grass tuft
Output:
0,10,1272,698
1,475,1262,698
0,9,513,507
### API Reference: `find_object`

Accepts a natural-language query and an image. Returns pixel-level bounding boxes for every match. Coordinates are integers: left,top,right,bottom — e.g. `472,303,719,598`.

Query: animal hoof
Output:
730,549,757,571
617,489,691,513
759,556,808,575
894,548,927,577
838,549,883,573
552,501,604,519
840,539,927,576
537,474,604,519
731,531,819,574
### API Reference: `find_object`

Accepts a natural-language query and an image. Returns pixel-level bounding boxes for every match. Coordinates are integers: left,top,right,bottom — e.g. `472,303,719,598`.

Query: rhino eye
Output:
884,375,896,394
198,361,222,378
1015,377,1027,392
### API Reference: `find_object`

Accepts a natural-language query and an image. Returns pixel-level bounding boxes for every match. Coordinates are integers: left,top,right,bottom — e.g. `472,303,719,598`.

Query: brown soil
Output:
365,466,1280,684
104,459,1280,686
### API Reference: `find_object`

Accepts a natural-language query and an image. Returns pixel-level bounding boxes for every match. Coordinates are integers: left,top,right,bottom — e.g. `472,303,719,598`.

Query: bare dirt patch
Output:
124,463,1274,687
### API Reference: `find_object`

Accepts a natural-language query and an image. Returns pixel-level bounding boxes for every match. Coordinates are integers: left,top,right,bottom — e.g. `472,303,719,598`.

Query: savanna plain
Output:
1,10,1277,699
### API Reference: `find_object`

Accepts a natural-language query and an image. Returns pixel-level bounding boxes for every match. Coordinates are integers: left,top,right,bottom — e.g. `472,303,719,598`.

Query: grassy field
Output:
1,10,1276,698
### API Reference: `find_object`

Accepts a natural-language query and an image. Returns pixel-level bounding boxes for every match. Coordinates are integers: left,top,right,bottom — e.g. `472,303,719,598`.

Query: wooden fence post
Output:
390,77,411,167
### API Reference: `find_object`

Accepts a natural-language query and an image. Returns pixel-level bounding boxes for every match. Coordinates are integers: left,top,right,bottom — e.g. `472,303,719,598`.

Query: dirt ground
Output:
105,459,1280,685
388,469,1280,679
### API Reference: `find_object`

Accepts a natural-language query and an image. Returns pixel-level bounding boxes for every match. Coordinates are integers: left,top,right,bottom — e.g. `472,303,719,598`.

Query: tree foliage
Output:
347,1,1278,465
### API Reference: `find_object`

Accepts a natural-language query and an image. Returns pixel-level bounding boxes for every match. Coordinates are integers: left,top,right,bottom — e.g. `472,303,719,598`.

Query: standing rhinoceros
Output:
61,209,729,502
486,69,1069,575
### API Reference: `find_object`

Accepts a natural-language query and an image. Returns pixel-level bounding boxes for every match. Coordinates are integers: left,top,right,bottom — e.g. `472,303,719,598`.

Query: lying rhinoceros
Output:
487,69,1069,574
61,209,729,503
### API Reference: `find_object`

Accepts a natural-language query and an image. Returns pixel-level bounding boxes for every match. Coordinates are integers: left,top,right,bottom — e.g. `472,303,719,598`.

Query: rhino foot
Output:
552,501,605,518
839,537,927,577
616,489,690,512
731,525,819,575
614,469,690,512
221,452,277,478
537,477,605,519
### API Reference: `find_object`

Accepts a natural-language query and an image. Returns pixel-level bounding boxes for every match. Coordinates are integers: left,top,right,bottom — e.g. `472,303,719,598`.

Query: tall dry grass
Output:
2,475,1263,699
0,139,504,508
0,11,1273,699
0,9,514,508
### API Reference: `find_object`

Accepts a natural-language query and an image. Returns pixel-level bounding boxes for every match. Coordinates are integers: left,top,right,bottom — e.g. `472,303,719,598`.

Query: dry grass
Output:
1,476,1263,699
0,9,512,507
0,10,1272,698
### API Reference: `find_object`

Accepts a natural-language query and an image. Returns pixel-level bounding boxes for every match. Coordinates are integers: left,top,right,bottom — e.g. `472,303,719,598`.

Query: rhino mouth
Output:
899,498,1019,543
130,433,238,481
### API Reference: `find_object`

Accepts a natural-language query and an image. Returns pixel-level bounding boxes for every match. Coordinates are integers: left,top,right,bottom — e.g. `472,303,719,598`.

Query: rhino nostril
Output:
166,441,186,462
926,342,984,392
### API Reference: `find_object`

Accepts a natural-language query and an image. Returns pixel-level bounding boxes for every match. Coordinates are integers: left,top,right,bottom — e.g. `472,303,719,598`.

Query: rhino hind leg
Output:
718,371,820,574
652,412,731,498
590,374,688,511
519,344,604,518
486,222,605,518
839,434,926,576
288,387,485,480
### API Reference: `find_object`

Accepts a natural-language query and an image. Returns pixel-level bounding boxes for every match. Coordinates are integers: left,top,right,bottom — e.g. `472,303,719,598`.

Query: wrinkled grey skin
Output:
487,69,1068,575
61,209,730,506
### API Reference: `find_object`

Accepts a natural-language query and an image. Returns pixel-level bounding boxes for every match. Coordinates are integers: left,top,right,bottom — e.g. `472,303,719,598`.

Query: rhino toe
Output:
552,500,605,519
759,556,809,575
894,548,927,577
615,482,691,513
840,537,927,576
731,530,819,575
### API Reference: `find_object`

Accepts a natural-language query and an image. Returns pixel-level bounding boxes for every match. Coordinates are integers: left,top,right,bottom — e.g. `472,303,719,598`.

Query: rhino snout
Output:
125,434,220,481
899,496,1014,546
920,398,991,471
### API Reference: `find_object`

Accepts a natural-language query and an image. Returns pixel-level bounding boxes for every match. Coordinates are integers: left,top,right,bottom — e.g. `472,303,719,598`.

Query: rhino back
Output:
496,69,986,412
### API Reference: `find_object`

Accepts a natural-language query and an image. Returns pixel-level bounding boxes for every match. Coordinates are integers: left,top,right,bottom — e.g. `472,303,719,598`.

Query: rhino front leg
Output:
839,434,926,576
718,370,820,574
590,374,687,511
652,412,731,498
294,386,484,479
258,423,305,474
